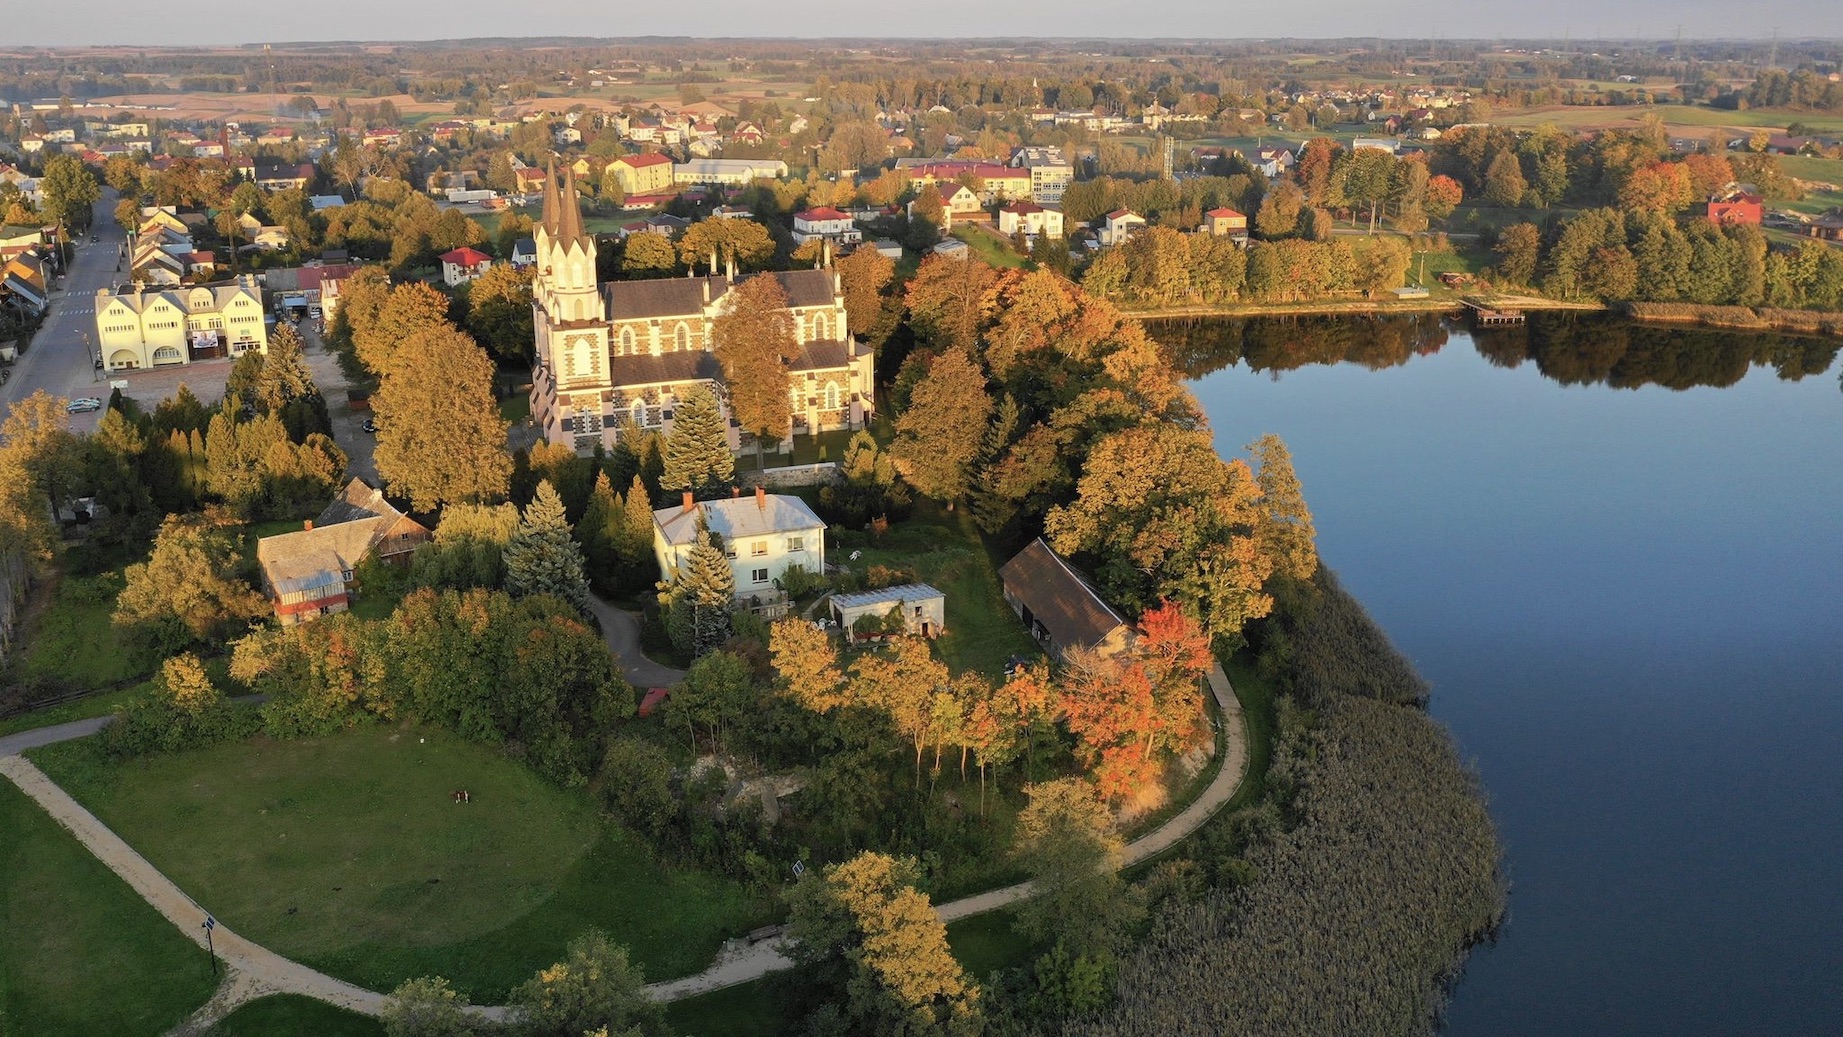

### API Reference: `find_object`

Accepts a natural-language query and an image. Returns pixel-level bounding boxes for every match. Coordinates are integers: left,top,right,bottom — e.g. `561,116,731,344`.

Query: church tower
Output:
533,159,603,325
530,158,611,455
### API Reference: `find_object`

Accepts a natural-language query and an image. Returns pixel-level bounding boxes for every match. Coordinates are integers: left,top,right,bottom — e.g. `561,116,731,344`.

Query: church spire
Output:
559,165,587,247
540,156,561,233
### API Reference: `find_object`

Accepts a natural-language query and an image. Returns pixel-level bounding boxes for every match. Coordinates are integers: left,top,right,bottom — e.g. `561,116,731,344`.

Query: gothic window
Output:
812,311,830,340
619,326,636,355
824,382,841,411
631,398,648,426
674,322,691,352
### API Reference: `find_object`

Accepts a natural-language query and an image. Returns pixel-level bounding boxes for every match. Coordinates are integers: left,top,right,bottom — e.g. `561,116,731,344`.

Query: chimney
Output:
755,484,767,511
702,278,710,304
303,519,313,530
726,255,736,280
682,490,695,513
731,485,741,497
709,249,718,277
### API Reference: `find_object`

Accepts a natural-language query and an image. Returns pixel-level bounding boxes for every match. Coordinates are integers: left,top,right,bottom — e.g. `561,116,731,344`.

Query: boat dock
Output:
1461,299,1526,325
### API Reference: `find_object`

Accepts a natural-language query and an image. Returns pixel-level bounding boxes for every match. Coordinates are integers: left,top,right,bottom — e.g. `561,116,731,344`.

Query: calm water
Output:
1166,314,1843,1036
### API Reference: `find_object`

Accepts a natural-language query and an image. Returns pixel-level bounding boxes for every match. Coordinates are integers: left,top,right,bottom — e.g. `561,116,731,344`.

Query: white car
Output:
65,397,103,414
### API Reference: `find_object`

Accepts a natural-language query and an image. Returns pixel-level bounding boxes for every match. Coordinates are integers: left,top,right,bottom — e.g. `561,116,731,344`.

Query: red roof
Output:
1206,207,1246,219
796,207,852,222
1105,209,1139,220
622,153,673,168
440,247,492,266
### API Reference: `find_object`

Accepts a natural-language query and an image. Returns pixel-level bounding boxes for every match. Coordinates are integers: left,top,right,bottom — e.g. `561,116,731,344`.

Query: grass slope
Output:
207,994,385,1037
29,725,770,1001
0,779,218,1037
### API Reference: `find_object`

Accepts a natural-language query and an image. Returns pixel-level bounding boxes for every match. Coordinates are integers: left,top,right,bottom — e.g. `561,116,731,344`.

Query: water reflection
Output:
1151,311,1840,391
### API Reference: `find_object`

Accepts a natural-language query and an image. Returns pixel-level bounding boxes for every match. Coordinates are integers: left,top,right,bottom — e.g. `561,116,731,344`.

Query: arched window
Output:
824,382,841,411
619,327,636,355
812,311,830,340
674,322,691,352
152,345,182,364
631,398,648,426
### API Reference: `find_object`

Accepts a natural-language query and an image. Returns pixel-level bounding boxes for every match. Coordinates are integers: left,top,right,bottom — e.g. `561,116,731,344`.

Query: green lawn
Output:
207,995,384,1037
833,501,1041,679
734,428,861,471
0,682,141,738
951,226,1028,269
0,779,219,1037
498,392,532,424
29,726,772,1002
946,907,1036,980
664,980,790,1037
11,568,149,689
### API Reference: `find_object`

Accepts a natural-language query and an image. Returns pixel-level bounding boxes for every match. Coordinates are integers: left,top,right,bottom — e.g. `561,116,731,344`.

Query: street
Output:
0,188,128,433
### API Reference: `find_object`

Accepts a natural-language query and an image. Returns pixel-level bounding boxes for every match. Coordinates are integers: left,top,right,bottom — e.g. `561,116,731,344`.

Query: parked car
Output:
362,417,378,434
65,397,103,414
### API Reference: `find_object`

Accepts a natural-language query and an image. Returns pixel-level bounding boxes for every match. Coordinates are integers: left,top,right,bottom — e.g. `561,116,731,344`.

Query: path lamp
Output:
202,915,217,974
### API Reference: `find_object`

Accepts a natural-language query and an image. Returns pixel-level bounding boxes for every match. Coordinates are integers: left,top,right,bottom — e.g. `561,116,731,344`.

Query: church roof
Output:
601,269,839,322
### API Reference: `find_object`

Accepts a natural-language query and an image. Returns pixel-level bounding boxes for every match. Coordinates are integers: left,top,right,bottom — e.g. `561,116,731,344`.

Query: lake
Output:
1161,313,1843,1036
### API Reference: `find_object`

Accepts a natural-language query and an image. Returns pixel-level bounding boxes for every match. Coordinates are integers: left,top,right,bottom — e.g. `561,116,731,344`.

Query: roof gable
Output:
998,539,1129,653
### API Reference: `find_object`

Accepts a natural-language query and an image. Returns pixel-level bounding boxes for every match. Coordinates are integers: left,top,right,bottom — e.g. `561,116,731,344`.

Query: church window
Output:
619,327,636,354
674,322,691,352
812,312,830,340
824,382,841,411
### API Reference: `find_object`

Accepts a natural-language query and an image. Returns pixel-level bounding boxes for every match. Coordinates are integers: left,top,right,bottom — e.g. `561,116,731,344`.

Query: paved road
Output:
1,190,126,428
586,593,688,688
0,663,1246,1015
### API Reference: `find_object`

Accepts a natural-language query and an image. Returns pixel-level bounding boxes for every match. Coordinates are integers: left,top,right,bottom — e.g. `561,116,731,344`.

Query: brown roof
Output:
603,269,838,321
258,479,424,596
998,539,1129,654
608,350,723,388
317,477,409,527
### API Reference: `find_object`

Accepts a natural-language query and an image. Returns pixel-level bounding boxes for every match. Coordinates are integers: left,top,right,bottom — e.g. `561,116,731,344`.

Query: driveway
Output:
585,594,686,688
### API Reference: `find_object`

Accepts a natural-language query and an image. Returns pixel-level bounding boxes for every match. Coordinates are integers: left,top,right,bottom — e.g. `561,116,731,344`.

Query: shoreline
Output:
1122,296,1608,320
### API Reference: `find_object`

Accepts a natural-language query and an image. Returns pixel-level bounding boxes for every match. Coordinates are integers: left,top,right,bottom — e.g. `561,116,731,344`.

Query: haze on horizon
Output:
8,0,1842,49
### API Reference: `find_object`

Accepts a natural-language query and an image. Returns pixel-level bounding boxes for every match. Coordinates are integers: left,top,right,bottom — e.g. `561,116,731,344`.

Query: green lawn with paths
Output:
206,995,384,1037
0,779,218,1037
28,725,772,1002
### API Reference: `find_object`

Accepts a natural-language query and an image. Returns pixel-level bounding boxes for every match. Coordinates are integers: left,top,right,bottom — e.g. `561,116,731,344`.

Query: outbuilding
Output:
832,583,946,642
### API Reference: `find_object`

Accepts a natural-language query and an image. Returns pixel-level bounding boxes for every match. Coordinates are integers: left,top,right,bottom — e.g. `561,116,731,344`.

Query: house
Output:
1098,209,1146,247
931,238,970,260
1807,212,1843,242
255,478,431,626
1203,207,1249,239
511,237,537,269
997,201,1064,240
610,152,675,196
998,538,1134,662
0,225,48,262
1707,183,1764,226
526,164,874,454
792,207,862,245
0,253,48,316
930,182,982,216
236,211,291,251
439,246,493,287
252,159,315,191
832,583,946,642
93,276,268,370
652,487,827,603
898,160,1033,204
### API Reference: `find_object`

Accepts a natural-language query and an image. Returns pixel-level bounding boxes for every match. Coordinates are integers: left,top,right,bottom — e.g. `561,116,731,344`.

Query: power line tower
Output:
1768,28,1780,71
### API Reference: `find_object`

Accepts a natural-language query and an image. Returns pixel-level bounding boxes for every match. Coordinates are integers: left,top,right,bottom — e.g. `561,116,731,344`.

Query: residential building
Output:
832,583,946,642
0,224,48,262
252,159,315,191
610,153,675,196
672,158,789,185
652,487,827,601
792,207,862,245
0,253,48,316
898,160,1033,204
511,237,537,269
264,263,362,320
439,246,493,287
526,164,875,454
1707,183,1764,226
1010,146,1075,204
929,182,982,216
997,201,1064,240
1098,209,1146,246
1203,207,1249,239
255,479,430,626
998,538,1135,662
93,276,268,370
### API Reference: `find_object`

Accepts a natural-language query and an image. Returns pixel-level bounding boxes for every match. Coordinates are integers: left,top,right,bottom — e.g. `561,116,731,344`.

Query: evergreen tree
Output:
504,480,591,614
660,518,734,658
618,474,658,593
578,471,625,595
660,385,735,492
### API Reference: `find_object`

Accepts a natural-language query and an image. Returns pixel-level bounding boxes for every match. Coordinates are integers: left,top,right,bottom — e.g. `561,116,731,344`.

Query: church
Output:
528,161,877,455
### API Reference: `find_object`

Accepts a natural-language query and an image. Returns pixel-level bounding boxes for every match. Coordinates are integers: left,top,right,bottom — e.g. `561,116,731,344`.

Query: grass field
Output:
29,726,773,1002
832,500,1042,678
0,779,218,1037
206,995,384,1037
664,980,790,1037
0,682,141,738
951,225,1028,269
10,567,149,690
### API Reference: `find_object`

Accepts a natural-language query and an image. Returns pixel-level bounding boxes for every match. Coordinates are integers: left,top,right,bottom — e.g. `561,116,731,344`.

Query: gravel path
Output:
0,662,1247,1013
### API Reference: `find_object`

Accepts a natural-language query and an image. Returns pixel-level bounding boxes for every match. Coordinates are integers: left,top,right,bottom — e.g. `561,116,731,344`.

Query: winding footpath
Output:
0,662,1245,1024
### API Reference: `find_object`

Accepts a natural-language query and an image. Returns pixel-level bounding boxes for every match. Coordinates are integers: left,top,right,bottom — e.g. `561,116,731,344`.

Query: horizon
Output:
6,0,1842,50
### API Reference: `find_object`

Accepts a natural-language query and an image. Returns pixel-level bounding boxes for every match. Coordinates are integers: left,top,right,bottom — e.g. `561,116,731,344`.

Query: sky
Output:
7,1,1841,48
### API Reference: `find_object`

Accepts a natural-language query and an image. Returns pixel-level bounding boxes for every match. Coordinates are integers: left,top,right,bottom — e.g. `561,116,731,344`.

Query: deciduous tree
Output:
891,349,991,508
114,515,267,652
372,325,511,511
712,273,798,462
509,929,666,1037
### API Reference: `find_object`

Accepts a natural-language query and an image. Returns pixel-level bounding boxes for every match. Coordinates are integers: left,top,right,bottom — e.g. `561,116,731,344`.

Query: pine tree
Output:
617,474,658,593
579,471,625,595
504,480,591,614
660,518,734,658
660,385,735,492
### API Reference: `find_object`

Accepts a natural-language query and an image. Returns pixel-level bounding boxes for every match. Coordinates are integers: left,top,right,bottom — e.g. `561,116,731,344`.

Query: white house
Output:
652,488,827,601
997,201,1064,240
1098,209,1146,246
439,246,493,287
792,207,862,245
93,276,268,371
672,159,789,186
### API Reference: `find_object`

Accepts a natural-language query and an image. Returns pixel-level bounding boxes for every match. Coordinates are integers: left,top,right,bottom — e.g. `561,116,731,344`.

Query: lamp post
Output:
202,915,217,974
